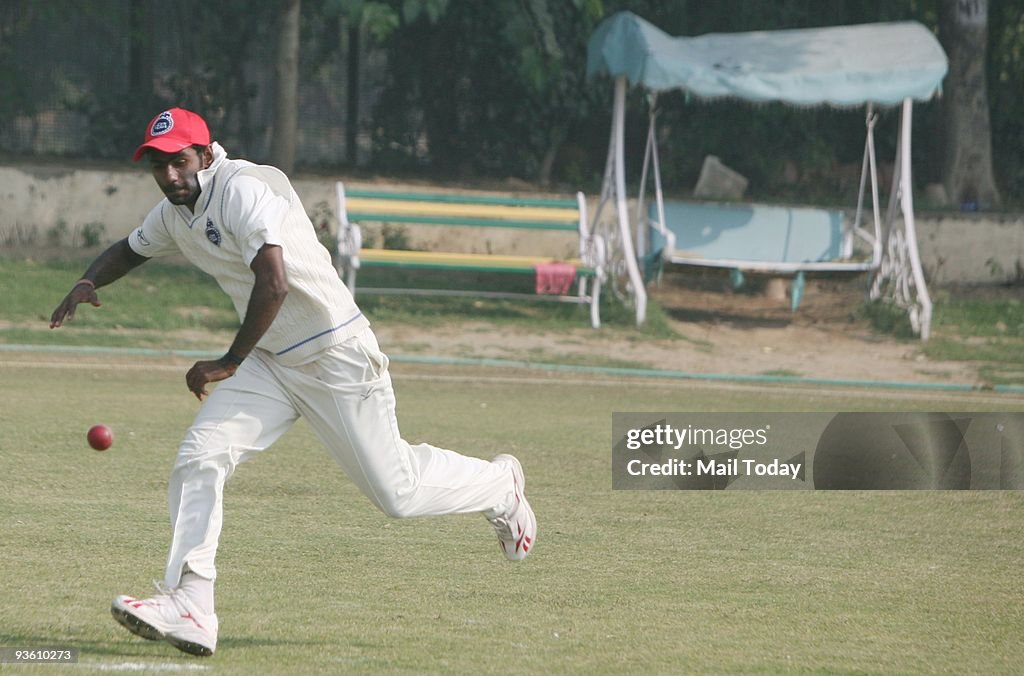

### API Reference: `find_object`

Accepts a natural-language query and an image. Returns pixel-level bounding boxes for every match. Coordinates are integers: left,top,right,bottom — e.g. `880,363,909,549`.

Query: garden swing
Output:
586,12,948,338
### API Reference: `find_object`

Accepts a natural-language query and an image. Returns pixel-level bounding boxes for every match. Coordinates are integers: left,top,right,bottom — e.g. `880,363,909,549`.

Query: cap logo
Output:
150,111,175,137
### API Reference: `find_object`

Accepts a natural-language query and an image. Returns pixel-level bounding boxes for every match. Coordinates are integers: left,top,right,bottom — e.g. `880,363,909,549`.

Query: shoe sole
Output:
164,635,214,658
110,603,214,657
111,603,162,641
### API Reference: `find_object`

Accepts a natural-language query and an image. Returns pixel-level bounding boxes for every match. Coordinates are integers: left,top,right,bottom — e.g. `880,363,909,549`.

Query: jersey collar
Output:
185,141,227,215
197,142,227,191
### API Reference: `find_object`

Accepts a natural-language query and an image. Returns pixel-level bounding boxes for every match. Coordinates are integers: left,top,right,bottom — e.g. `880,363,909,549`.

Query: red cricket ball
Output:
87,424,114,451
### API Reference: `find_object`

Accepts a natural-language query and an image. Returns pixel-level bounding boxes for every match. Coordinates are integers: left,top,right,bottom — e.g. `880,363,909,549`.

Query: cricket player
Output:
48,108,536,657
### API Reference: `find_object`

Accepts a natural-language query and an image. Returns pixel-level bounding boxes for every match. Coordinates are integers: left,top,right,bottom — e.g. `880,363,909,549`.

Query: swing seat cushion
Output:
650,200,844,265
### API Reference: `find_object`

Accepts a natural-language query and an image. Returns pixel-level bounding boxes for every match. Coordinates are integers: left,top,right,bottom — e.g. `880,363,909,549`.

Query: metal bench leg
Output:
577,275,589,300
790,271,805,311
346,267,358,297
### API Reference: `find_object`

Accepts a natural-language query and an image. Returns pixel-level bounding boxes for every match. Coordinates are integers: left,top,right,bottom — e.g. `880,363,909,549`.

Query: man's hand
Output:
50,282,101,328
48,240,148,329
185,358,239,401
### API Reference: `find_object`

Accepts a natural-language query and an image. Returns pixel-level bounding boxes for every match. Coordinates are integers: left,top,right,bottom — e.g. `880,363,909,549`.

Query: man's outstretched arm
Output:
49,238,149,328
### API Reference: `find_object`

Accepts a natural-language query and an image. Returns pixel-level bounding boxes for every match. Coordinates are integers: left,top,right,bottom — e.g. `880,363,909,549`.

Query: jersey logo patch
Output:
135,227,151,246
150,111,174,137
205,218,222,246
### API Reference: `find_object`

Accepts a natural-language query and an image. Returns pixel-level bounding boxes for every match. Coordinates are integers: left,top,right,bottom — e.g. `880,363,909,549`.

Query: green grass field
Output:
1,352,1021,674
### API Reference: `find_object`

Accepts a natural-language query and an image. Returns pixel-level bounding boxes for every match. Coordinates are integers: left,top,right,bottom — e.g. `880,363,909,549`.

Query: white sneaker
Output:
488,454,537,561
111,584,218,657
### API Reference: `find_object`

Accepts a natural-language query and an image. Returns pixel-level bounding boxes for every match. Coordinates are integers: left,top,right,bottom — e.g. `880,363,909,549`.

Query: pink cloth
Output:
534,262,577,296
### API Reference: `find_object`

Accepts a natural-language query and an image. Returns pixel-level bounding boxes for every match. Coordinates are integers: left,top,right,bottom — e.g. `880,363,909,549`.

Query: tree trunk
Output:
537,127,565,187
345,19,360,166
271,0,301,173
128,1,154,106
939,0,1000,208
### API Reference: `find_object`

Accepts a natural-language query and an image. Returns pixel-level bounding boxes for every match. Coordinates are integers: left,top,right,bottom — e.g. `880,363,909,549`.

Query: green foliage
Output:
380,223,413,250
46,221,69,247
0,1,41,120
859,299,918,338
989,0,1024,203
362,2,401,39
80,222,106,248
324,0,415,40
401,0,449,24
369,0,609,183
360,0,955,194
2,224,38,247
3,0,1023,201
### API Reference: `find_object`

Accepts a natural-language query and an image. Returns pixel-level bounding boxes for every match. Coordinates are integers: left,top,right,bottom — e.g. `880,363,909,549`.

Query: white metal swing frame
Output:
591,75,934,340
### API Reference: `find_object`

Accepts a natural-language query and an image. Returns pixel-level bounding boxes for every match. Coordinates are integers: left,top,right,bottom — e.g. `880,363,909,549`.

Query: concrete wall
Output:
1,162,1021,285
914,211,1024,285
0,164,341,248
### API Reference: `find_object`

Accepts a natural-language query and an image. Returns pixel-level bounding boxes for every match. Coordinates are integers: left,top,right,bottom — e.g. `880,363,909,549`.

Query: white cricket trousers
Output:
163,327,515,587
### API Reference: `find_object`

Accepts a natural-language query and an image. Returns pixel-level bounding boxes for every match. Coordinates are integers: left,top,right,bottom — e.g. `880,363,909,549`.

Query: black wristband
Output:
221,351,245,366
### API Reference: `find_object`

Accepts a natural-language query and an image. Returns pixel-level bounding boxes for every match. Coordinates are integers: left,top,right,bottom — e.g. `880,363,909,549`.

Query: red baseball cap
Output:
132,108,211,161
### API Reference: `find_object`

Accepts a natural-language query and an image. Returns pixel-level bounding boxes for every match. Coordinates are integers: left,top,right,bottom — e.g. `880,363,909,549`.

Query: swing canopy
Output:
586,11,947,107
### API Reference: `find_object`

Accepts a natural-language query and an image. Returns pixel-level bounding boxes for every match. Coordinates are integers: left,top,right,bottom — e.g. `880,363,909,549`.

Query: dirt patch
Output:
373,270,981,386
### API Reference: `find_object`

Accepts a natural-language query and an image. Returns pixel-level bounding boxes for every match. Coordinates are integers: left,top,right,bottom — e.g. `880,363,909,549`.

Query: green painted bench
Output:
335,183,607,327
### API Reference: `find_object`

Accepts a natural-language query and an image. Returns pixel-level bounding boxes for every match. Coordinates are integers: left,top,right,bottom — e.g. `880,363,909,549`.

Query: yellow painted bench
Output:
335,183,606,327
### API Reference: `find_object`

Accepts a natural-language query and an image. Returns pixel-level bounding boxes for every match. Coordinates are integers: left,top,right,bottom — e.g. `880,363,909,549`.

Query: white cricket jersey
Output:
128,142,369,365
